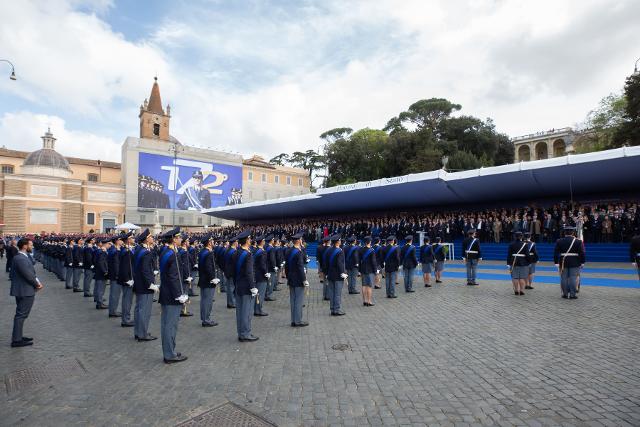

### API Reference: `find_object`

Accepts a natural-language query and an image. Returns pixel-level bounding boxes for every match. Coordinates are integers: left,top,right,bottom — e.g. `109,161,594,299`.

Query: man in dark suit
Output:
10,238,43,347
6,238,18,273
286,232,308,327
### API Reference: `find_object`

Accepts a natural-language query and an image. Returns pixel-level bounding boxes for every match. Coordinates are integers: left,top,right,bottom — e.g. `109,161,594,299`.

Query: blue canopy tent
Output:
202,146,640,222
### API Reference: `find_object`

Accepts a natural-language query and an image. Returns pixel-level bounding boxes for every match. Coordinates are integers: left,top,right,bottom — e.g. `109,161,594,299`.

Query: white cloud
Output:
0,111,121,162
0,0,638,163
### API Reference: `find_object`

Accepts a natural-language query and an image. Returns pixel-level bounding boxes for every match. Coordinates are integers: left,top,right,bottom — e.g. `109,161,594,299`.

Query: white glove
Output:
148,283,159,292
153,270,159,275
69,263,73,267
305,258,310,263
376,270,380,275
274,267,278,272
355,264,359,267
265,273,271,279
79,263,83,266
281,262,285,267
90,265,94,269
176,294,189,304
303,280,309,287
194,263,198,269
340,273,348,279
186,276,193,282
126,279,134,286
212,278,220,285
250,287,258,297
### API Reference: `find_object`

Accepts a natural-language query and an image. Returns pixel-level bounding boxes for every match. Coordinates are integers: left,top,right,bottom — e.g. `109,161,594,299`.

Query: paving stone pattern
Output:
0,262,638,426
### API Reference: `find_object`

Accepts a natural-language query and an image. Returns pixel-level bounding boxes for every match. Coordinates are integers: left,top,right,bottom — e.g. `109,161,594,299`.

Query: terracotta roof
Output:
243,155,276,169
0,147,120,169
147,78,165,115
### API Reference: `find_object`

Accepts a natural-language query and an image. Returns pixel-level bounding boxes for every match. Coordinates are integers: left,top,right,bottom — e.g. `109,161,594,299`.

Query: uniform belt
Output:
465,250,478,253
512,254,526,257
561,252,578,256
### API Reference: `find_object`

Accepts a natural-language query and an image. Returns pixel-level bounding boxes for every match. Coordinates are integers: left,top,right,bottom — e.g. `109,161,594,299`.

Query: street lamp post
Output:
168,140,183,227
0,59,16,80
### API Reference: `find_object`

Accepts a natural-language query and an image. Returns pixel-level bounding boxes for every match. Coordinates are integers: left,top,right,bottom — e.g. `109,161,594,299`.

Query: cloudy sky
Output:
0,0,638,162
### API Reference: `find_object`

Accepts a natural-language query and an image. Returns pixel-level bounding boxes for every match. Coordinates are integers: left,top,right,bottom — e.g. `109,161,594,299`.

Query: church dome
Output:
21,129,72,177
23,148,71,171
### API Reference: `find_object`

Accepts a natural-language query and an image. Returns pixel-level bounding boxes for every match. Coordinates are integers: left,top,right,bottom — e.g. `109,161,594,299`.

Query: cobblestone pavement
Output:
0,261,638,426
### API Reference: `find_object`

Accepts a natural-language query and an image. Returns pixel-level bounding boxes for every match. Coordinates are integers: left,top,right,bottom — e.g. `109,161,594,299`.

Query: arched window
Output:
517,145,531,162
553,139,565,157
535,142,548,160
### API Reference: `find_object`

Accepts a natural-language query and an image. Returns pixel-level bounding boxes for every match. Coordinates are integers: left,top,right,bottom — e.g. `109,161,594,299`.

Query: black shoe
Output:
22,336,33,342
254,312,269,317
363,302,367,306
164,355,188,364
227,305,236,309
180,312,194,317
323,297,330,301
374,286,381,289
96,304,108,309
519,291,525,296
435,280,442,283
331,311,345,316
389,295,397,299
562,295,568,299
136,335,158,341
424,284,431,287
11,340,33,348
293,322,309,327
569,295,578,299
291,322,296,326
525,286,533,290
406,289,415,293
239,335,259,342
121,322,135,327
264,297,276,301
73,288,83,293
189,293,199,297
349,291,361,294
202,322,218,327
367,302,375,306
84,293,93,297
108,313,121,318
514,291,519,295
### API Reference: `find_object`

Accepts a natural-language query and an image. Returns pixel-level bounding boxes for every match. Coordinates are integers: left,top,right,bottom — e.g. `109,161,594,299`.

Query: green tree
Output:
576,92,627,153
324,128,388,186
388,98,461,133
614,71,640,146
269,153,290,166
289,150,326,185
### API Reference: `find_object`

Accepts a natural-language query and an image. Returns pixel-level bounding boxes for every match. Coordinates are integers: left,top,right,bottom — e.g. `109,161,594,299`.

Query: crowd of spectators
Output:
223,200,640,244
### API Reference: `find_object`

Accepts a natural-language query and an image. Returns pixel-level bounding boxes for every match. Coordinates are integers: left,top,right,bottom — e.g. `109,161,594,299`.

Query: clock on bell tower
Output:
139,77,171,141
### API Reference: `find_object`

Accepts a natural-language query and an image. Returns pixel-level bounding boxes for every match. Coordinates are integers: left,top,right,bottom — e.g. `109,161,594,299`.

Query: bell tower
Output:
139,77,171,141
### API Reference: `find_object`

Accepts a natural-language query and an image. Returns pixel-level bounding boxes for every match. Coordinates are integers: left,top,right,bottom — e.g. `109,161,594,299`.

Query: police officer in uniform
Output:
232,230,259,341
72,238,85,292
525,232,539,290
158,228,188,363
223,237,238,308
253,235,270,317
433,237,446,283
119,233,136,327
93,239,110,309
325,234,347,316
419,236,435,287
286,232,309,326
507,231,530,295
381,236,400,298
107,235,123,318
344,236,361,294
64,239,74,289
462,230,481,286
400,235,418,293
82,237,95,297
198,234,220,327
264,235,278,301
358,236,378,306
553,226,585,299
133,228,158,341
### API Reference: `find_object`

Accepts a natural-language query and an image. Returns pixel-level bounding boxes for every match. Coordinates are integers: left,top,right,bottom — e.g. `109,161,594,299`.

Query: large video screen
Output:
137,152,242,210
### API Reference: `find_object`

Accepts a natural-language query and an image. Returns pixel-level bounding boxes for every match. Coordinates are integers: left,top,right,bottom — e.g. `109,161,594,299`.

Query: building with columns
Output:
511,127,577,162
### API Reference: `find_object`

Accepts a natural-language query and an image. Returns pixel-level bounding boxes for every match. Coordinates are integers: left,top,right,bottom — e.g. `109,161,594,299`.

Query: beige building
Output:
512,127,576,162
242,155,310,201
0,130,125,234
